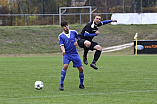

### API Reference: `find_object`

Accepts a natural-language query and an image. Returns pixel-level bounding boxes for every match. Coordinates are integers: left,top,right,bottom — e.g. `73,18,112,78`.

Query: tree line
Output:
0,0,156,26
0,0,157,14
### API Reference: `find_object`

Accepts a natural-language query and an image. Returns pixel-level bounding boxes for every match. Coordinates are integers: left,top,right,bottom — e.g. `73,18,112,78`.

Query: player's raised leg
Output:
83,47,89,65
83,40,91,65
90,45,102,70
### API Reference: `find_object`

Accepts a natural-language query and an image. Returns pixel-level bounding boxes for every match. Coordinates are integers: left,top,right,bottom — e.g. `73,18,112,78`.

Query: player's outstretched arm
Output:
101,19,117,25
101,20,112,25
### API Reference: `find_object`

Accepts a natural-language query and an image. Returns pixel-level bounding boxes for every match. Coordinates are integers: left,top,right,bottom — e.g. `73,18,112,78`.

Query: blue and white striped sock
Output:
79,72,84,85
60,69,67,84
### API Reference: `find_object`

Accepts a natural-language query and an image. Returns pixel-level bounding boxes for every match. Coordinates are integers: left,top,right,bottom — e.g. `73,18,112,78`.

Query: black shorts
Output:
77,39,98,51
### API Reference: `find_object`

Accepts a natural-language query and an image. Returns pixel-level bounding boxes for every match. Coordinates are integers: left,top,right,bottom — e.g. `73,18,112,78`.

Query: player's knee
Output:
95,45,102,51
99,46,102,51
63,64,68,70
86,43,91,48
78,67,83,73
84,41,91,48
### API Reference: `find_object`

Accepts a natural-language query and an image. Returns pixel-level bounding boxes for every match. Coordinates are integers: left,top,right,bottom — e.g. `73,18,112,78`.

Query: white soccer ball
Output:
34,81,44,90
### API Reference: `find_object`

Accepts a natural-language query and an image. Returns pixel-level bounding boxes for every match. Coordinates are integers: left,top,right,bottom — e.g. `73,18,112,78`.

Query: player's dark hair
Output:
61,21,68,27
93,14,101,19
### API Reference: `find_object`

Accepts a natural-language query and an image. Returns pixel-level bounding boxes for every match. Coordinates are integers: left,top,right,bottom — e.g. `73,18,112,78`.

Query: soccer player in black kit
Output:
78,14,117,70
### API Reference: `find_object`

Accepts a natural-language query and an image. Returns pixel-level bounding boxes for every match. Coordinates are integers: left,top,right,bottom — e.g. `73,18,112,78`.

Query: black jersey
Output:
78,21,103,41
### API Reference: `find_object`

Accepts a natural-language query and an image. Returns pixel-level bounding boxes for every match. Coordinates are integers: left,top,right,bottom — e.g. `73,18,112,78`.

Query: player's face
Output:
94,16,101,25
62,25,69,33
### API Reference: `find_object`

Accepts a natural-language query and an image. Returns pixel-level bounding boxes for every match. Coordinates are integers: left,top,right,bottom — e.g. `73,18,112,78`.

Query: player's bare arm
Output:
61,45,65,55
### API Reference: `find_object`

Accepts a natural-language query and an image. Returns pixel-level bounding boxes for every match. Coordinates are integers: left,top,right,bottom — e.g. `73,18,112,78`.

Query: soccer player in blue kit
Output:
58,21,85,90
78,14,117,70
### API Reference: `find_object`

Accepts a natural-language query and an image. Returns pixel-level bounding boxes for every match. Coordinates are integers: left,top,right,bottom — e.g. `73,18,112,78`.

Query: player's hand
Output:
95,31,99,35
112,19,117,22
73,42,77,46
62,51,65,55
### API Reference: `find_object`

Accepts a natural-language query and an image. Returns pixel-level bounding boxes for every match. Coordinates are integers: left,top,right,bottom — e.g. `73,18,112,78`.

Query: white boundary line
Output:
1,90,157,100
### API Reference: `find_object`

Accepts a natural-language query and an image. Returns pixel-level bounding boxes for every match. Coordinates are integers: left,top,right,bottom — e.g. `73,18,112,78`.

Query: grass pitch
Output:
1,24,157,54
0,54,157,104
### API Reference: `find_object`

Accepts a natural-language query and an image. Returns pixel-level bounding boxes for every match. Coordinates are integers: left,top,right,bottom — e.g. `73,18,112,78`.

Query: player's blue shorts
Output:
63,53,82,67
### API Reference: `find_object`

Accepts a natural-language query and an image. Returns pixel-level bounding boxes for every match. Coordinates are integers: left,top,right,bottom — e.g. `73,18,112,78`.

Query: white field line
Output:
1,90,157,100
102,42,134,53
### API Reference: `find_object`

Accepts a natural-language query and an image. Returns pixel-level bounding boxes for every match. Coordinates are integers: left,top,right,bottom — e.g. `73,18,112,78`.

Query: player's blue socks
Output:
92,59,96,64
60,69,67,84
79,72,84,85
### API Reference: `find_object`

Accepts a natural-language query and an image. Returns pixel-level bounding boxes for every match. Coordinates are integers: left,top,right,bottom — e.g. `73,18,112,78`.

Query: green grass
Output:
0,54,157,104
0,24,157,54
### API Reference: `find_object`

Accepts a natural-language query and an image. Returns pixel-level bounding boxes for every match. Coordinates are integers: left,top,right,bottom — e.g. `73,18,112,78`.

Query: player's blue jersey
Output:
59,30,79,54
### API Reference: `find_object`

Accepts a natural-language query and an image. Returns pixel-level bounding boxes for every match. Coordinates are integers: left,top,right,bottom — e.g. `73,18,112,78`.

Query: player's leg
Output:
59,55,70,91
78,66,86,89
83,40,91,65
84,40,91,48
78,39,90,65
72,54,85,89
83,47,89,65
93,45,102,63
59,64,68,91
60,64,68,85
89,42,102,70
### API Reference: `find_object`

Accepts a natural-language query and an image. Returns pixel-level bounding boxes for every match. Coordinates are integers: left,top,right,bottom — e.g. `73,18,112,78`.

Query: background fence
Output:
0,0,156,26
0,13,112,26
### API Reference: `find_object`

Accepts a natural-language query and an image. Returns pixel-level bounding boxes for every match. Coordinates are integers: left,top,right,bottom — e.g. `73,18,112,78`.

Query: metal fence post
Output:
25,15,27,26
80,13,81,25
53,15,54,25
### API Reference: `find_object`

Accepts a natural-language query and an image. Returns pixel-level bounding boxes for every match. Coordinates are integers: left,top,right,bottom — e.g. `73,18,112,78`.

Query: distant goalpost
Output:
59,6,92,24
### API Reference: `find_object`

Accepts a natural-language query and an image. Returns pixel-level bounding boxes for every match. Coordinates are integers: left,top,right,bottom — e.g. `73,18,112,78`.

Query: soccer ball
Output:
34,81,44,90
